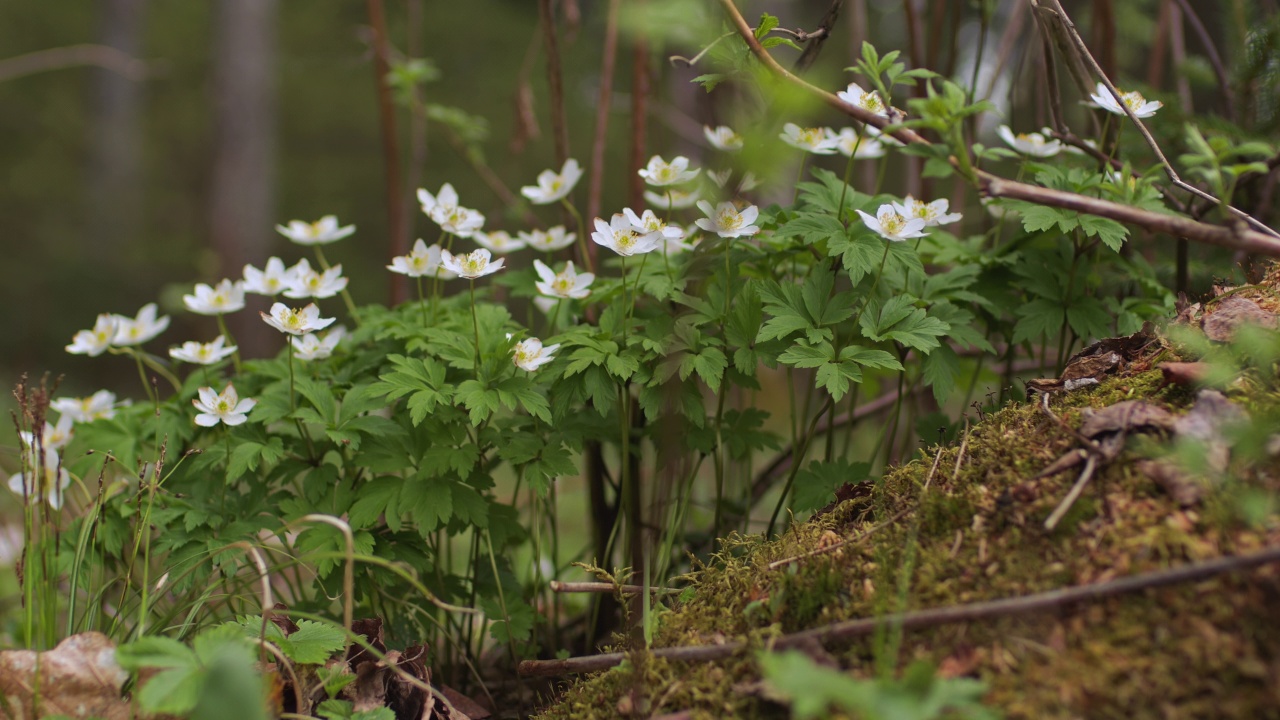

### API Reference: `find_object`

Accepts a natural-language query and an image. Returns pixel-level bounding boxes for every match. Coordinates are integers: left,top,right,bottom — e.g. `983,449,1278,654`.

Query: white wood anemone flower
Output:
826,127,887,159
694,201,761,239
417,183,459,217
8,447,71,509
440,248,505,279
431,204,486,238
387,239,457,278
291,327,344,361
591,214,663,257
243,257,298,296
473,230,528,254
192,384,257,427
51,390,118,423
837,82,890,118
519,226,578,252
779,123,839,155
643,187,700,210
1090,82,1163,118
623,208,686,240
66,314,118,357
856,204,929,241
638,155,701,187
275,215,355,245
112,303,170,346
183,279,246,315
169,335,238,366
284,259,349,299
19,415,74,452
520,158,583,205
996,125,1062,158
703,125,743,151
260,303,336,335
512,337,560,372
533,259,595,300
894,195,962,227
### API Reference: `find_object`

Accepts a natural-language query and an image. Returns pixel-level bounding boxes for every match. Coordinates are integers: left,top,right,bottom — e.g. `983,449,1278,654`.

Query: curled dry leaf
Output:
0,632,131,719
1200,296,1277,342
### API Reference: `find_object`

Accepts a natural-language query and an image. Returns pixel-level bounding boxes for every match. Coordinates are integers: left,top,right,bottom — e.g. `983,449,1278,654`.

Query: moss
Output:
536,363,1280,720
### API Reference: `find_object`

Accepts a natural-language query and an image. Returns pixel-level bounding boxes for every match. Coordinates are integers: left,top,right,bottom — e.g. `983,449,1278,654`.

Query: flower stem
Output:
216,313,242,374
416,276,427,327
131,349,156,405
469,280,482,371
316,246,362,327
561,198,593,273
836,136,863,224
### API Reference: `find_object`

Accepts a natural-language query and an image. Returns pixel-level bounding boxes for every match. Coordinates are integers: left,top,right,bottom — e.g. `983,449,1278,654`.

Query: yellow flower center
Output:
717,210,742,230
880,212,906,234
461,255,486,274
615,231,636,250
1122,91,1147,111
216,399,231,413
861,92,884,112
798,127,825,146
552,276,573,294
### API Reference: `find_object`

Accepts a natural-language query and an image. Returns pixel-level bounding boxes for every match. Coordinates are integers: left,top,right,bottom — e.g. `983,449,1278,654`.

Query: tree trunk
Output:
209,0,277,356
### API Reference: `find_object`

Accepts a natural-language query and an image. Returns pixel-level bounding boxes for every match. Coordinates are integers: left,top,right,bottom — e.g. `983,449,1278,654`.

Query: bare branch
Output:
0,44,147,84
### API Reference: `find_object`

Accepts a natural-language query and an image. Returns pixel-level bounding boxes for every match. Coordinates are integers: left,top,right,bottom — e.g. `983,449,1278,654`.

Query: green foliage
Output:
117,626,265,719
759,651,998,720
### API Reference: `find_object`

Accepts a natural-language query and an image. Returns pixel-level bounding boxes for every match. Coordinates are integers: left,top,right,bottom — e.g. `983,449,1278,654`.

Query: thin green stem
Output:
216,313,242,373
315,246,362,326
561,198,593,273
767,397,834,537
469,280,482,371
416,276,428,327
836,135,863,223
131,350,156,405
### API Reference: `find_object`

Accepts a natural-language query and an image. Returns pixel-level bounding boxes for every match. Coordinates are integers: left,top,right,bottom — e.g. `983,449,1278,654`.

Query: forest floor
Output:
529,267,1280,720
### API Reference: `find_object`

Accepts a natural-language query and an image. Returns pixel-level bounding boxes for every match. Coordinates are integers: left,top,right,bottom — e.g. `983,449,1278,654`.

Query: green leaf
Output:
480,596,536,644
403,477,453,534
922,344,961,403
1078,214,1128,252
859,296,950,352
281,620,347,664
792,459,872,513
778,342,832,369
347,477,402,531
1012,298,1066,344
369,355,451,426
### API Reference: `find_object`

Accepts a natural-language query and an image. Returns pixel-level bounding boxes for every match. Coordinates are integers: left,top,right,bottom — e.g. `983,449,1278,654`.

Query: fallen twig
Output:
518,545,1280,677
550,581,679,596
765,509,910,570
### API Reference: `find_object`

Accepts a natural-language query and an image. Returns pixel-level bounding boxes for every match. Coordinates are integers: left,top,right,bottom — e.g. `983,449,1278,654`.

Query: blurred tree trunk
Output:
210,0,277,356
86,0,145,268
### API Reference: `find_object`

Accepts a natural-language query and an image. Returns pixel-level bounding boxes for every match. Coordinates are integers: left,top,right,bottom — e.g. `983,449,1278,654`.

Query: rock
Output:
0,632,132,719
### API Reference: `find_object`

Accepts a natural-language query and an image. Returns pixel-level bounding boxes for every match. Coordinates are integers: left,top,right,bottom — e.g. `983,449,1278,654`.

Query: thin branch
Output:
793,0,844,73
1169,0,1235,120
587,0,621,224
518,545,1280,676
0,44,148,83
765,509,909,571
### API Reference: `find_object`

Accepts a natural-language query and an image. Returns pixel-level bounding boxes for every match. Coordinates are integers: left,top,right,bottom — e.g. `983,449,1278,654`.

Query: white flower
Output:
192,384,256,427
623,208,686,240
284,259,348,299
291,327,344,361
243,257,298,296
894,195,962,227
996,125,1062,157
591,214,663,257
837,82,890,117
111,303,170,346
638,155,700,187
519,226,578,252
431,204,486,238
8,447,72,509
440,248,505,279
512,337,560,372
826,127,887,159
1090,82,1162,118
387,239,456,278
169,335,238,365
520,158,582,205
260,303,336,335
779,123,839,154
473,230,527,254
533,297,559,316
856,204,929,241
275,215,355,245
66,314,118,357
51,390,118,423
694,201,760,238
533,259,594,300
417,183,458,216
703,125,743,151
643,187,700,210
183,279,246,315
419,183,485,237
19,415,74,452
737,171,762,193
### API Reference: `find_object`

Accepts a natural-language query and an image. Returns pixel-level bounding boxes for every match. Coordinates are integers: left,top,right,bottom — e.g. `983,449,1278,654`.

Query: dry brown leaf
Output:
0,632,131,719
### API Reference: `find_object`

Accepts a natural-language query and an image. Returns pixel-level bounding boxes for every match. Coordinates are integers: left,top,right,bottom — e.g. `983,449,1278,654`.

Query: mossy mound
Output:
535,354,1280,718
